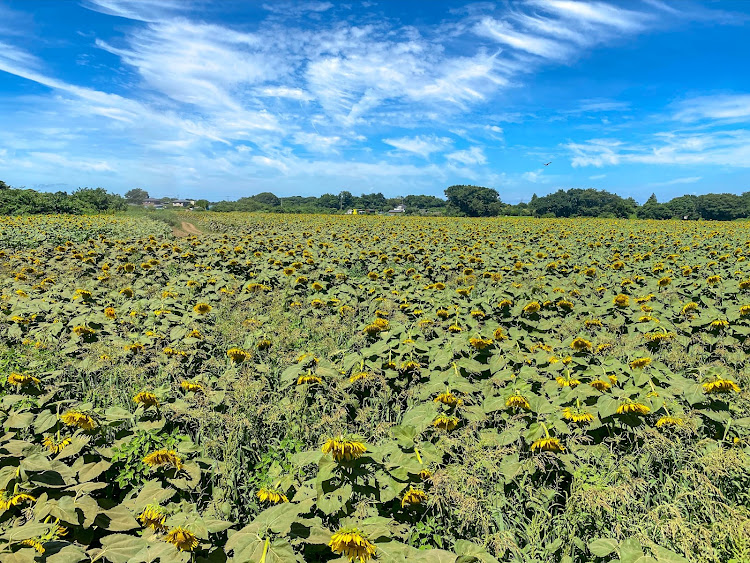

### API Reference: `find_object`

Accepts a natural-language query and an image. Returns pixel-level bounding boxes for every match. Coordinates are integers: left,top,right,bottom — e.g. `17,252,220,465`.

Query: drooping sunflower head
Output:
434,392,462,406
530,437,564,452
60,410,97,430
432,415,459,431
7,372,40,387
297,373,322,385
562,407,593,424
257,487,289,504
590,379,611,391
164,526,199,552
556,375,580,388
506,392,531,410
133,391,159,408
522,301,541,315
143,449,183,470
570,337,592,352
180,381,203,393
656,415,684,428
328,528,377,562
227,348,249,363
43,435,72,454
469,336,493,350
616,400,651,415
629,357,652,369
138,505,167,531
322,436,367,462
702,377,740,394
401,487,428,508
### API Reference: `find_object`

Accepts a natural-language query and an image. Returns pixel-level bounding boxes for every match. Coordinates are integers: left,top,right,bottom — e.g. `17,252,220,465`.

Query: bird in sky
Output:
544,162,552,166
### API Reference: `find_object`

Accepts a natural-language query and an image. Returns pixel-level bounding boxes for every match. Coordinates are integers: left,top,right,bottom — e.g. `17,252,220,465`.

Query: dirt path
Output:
173,221,202,237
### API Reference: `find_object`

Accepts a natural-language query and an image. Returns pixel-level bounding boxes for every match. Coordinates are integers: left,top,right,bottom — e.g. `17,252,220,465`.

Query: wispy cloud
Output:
567,130,750,168
382,135,453,158
446,146,487,166
673,94,750,122
649,176,702,186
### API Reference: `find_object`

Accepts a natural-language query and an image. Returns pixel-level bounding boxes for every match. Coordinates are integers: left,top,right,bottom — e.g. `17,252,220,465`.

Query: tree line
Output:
3,180,750,221
0,181,126,215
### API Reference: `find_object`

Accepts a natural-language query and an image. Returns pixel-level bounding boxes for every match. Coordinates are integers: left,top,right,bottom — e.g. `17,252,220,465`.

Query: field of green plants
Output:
1,212,748,562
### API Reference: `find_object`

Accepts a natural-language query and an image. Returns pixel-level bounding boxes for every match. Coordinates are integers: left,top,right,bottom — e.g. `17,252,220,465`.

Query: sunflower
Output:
257,338,272,351
143,450,183,470
193,303,212,314
590,379,611,391
401,487,428,508
419,468,432,481
710,319,729,330
562,407,593,424
432,415,459,431
43,435,72,454
570,337,592,351
138,505,167,531
703,378,740,394
0,492,36,511
180,381,203,393
706,275,722,285
322,437,367,462
61,410,97,430
656,416,684,428
613,294,630,308
125,342,144,353
629,357,652,369
434,392,462,406
297,374,322,385
616,401,650,415
72,325,95,337
133,391,159,408
470,310,486,319
164,527,199,552
505,392,531,410
658,276,672,287
257,487,289,504
227,348,249,363
681,302,698,314
530,437,564,452
7,372,40,387
522,301,541,315
104,307,116,319
119,287,134,297
740,305,750,317
329,528,377,562
493,327,508,341
469,336,493,350
349,371,371,383
556,375,580,387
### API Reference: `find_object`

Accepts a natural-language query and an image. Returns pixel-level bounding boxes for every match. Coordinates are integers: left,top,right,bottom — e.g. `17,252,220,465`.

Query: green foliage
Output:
445,184,503,216
124,188,149,205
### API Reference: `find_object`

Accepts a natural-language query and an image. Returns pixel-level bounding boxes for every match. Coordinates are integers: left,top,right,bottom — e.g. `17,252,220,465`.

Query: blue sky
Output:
1,0,749,203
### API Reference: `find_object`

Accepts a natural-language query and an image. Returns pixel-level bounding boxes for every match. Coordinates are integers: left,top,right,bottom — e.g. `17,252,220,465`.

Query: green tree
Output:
194,199,210,210
251,192,281,207
445,185,502,217
124,188,149,204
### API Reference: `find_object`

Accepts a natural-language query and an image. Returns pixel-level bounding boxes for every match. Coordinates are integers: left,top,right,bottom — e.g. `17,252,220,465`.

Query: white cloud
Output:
649,176,702,186
673,94,750,122
567,130,750,168
258,86,314,101
382,135,453,158
292,132,342,153
446,146,487,166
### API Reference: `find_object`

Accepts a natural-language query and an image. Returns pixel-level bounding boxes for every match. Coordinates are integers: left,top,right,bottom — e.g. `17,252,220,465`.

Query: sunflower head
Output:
401,487,428,508
506,393,531,410
322,437,367,462
257,487,289,504
164,526,199,552
138,505,167,531
143,449,183,470
61,410,97,430
328,528,376,562
193,302,212,314
530,437,564,452
133,391,159,408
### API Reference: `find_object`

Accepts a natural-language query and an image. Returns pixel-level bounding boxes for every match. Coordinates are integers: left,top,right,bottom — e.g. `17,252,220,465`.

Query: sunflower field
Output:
1,212,749,563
